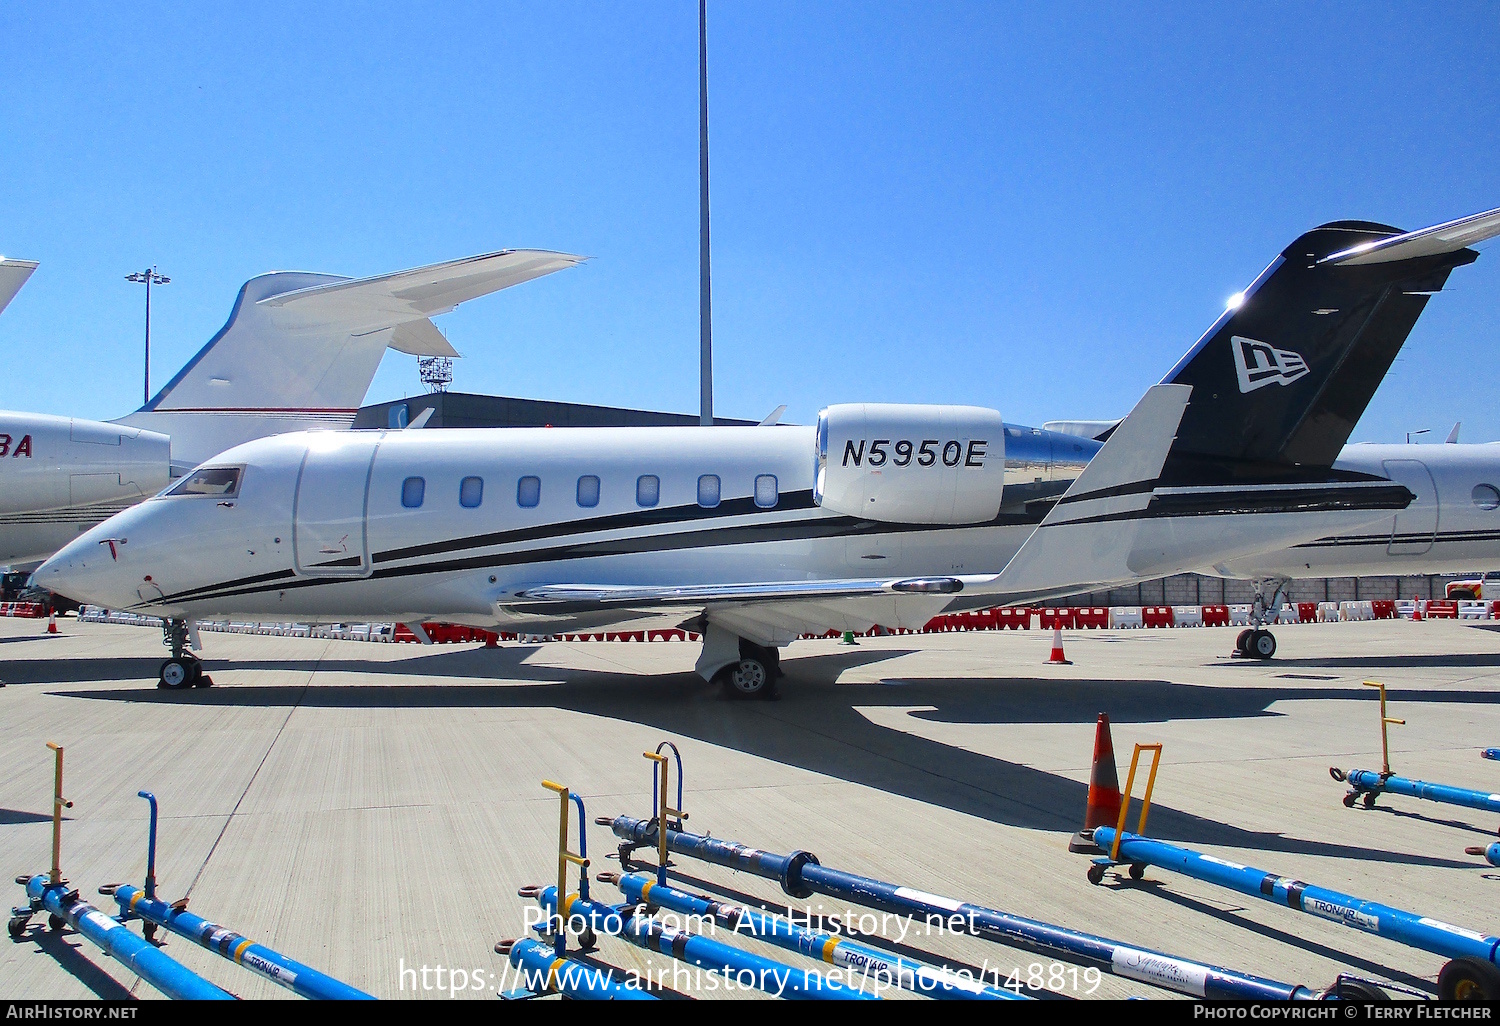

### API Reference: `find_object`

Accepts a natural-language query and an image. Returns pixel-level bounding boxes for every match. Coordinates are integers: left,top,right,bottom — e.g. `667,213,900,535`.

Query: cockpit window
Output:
167,466,243,498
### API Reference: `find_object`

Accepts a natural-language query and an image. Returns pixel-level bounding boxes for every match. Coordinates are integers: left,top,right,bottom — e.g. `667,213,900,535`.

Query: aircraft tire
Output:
158,656,199,690
722,656,773,699
1249,629,1277,659
1235,629,1253,655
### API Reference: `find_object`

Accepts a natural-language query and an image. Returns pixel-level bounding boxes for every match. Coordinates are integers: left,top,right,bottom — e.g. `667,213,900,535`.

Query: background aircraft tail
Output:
114,249,584,467
0,258,39,319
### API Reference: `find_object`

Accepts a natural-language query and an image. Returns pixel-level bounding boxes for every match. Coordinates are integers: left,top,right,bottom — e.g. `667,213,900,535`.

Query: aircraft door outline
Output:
293,436,381,577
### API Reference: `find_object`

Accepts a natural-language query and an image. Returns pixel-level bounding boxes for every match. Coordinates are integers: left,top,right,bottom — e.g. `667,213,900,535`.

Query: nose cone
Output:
35,529,137,609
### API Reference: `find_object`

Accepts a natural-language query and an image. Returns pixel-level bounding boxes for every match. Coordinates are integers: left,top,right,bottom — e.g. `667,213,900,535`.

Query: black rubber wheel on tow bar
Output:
1342,792,1359,808
48,914,64,932
1440,957,1500,1001
1362,791,1378,810
1248,629,1277,659
158,657,198,690
7,917,26,938
722,656,773,699
1086,864,1107,885
1330,978,1389,1001
1235,629,1253,655
1128,863,1146,881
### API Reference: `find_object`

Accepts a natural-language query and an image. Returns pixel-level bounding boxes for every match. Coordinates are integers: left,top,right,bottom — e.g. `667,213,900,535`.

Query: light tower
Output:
125,266,170,405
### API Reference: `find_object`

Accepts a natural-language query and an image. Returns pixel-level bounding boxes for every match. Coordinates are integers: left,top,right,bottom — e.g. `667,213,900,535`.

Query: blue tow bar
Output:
500,937,656,1000
1331,766,1500,817
18,876,233,1000
537,885,877,999
1465,842,1500,868
606,814,1322,1000
612,872,1024,1000
1092,826,1500,971
107,884,372,1000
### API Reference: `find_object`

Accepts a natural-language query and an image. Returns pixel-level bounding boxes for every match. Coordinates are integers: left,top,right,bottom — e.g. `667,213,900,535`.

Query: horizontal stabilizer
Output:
1322,206,1500,266
258,249,586,336
0,259,39,319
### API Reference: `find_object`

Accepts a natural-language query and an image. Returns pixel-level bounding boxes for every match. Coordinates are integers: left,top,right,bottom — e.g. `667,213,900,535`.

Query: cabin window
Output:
754,474,779,508
577,475,600,508
697,474,721,508
168,466,243,498
460,476,483,508
517,476,541,508
1474,484,1500,511
636,475,660,508
401,476,425,508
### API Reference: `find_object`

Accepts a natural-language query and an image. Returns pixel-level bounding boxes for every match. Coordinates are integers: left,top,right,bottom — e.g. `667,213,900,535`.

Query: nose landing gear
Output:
157,619,211,690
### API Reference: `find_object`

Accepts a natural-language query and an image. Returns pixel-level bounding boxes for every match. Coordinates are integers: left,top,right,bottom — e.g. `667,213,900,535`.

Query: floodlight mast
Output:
698,0,713,427
125,267,170,406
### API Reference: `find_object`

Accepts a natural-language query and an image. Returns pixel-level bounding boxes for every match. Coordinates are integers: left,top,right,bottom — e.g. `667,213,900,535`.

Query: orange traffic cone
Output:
46,611,57,634
1045,623,1071,665
1069,713,1123,854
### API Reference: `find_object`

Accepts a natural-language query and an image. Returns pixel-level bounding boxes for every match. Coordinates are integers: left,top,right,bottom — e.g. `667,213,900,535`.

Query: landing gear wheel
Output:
1248,629,1277,659
723,657,772,699
1362,792,1378,810
1128,863,1146,881
1086,864,1107,885
158,655,200,690
7,917,26,938
1342,792,1359,808
1235,629,1253,655
1440,957,1500,1001
48,914,64,932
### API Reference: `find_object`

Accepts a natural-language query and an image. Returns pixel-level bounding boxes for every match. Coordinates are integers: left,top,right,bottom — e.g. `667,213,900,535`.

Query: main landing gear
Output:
1233,578,1288,661
716,639,782,701
158,618,212,690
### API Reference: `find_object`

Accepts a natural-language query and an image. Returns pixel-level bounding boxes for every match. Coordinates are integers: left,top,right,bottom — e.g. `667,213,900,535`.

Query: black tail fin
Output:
1160,210,1498,485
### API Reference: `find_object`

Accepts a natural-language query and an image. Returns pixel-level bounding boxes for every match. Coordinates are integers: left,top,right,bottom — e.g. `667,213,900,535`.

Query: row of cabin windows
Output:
399,473,780,510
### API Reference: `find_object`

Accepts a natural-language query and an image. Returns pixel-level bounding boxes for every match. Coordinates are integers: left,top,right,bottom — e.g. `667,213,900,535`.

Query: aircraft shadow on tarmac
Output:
28,645,1490,872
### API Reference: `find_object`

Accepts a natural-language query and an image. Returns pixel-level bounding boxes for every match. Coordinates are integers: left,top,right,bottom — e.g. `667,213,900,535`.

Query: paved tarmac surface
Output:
1,614,1498,1000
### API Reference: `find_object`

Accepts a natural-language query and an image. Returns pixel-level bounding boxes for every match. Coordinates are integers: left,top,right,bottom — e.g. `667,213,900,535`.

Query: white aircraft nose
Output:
34,538,129,608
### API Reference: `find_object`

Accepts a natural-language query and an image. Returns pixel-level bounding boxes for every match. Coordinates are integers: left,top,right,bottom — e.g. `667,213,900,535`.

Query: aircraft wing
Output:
497,575,985,646
0,259,38,319
257,249,588,348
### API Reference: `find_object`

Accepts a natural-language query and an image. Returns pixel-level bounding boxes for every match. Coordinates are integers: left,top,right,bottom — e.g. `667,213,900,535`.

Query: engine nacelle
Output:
0,412,172,515
814,404,1005,524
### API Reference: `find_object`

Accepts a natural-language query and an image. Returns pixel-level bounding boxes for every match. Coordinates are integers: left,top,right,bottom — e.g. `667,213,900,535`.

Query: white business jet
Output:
35,208,1500,694
0,249,582,566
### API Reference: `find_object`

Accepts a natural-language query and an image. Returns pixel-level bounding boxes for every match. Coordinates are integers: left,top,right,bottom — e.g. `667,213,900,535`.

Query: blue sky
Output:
3,3,1498,440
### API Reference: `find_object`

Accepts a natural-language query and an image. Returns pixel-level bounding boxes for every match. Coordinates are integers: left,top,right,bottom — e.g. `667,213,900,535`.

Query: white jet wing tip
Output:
1322,205,1500,266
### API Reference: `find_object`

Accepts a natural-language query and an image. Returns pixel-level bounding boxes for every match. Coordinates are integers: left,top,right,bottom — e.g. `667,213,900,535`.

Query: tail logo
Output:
1232,336,1309,393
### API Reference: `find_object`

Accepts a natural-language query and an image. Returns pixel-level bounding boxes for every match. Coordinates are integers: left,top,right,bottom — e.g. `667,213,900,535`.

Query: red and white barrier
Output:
74,591,1500,648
